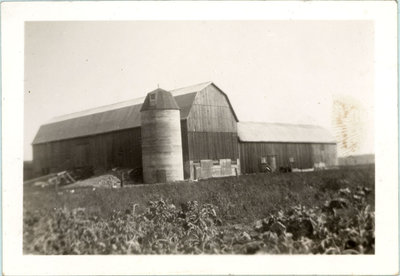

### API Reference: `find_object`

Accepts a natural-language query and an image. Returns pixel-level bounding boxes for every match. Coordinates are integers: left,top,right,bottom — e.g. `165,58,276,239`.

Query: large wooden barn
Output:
31,82,337,181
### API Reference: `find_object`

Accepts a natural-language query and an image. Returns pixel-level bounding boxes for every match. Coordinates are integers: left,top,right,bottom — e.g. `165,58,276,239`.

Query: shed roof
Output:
238,122,336,144
32,82,211,144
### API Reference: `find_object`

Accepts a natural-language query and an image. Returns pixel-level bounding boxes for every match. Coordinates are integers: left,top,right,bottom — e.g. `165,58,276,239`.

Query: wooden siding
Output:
33,127,142,176
311,144,337,167
185,85,239,163
187,132,239,161
23,161,34,181
180,120,191,178
239,142,337,174
187,85,237,133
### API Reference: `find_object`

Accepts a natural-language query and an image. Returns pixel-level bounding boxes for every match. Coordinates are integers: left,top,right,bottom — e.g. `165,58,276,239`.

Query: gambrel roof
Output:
32,82,237,144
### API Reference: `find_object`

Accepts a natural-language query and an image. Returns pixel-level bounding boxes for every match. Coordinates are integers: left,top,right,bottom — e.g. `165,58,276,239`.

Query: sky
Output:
24,21,374,160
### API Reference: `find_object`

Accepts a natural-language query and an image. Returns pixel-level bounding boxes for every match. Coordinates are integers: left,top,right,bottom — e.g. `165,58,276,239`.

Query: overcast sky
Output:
24,21,374,160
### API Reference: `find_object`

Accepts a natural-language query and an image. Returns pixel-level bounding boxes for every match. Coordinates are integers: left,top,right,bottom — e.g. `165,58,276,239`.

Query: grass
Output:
24,165,375,224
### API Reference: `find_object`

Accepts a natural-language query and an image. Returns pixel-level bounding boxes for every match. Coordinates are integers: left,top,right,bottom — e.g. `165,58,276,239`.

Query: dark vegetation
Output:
23,165,374,254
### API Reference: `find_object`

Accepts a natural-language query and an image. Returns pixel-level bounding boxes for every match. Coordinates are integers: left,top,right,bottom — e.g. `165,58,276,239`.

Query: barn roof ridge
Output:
170,81,212,96
239,121,327,128
237,121,336,144
45,81,213,125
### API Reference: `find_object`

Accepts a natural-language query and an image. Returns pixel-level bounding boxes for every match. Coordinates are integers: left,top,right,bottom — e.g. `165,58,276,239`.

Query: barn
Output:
238,122,337,173
31,81,337,182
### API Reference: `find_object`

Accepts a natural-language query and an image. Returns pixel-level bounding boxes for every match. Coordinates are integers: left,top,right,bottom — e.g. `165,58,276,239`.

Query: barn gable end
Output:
184,83,239,164
187,84,238,133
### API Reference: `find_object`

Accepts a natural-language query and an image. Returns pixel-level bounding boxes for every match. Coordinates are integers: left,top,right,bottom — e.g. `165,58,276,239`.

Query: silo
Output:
140,88,184,184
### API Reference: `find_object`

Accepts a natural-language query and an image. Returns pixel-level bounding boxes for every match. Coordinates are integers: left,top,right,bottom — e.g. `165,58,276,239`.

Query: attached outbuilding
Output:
238,122,337,173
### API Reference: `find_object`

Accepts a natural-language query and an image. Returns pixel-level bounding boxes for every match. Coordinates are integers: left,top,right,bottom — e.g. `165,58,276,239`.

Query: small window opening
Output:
149,93,157,106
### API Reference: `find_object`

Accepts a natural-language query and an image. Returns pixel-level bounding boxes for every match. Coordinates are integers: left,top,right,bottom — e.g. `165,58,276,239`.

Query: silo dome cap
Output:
140,88,180,111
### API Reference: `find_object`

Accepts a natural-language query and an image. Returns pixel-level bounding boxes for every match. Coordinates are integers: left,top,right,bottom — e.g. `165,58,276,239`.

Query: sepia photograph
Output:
23,20,376,255
2,1,398,275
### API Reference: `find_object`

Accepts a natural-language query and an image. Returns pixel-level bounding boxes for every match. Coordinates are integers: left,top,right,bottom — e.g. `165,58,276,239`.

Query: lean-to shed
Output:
238,122,337,173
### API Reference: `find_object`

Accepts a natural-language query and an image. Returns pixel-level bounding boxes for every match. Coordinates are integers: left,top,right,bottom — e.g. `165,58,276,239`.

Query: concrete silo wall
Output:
141,109,184,183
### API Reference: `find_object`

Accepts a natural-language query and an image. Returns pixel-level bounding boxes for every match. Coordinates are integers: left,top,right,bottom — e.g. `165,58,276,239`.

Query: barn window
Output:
320,144,325,151
149,93,157,106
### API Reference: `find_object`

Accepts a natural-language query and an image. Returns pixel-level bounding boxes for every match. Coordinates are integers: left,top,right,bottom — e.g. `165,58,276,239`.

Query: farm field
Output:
23,165,375,254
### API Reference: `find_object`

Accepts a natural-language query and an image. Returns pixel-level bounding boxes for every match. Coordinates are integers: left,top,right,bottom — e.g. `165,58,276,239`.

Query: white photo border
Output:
1,1,398,275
